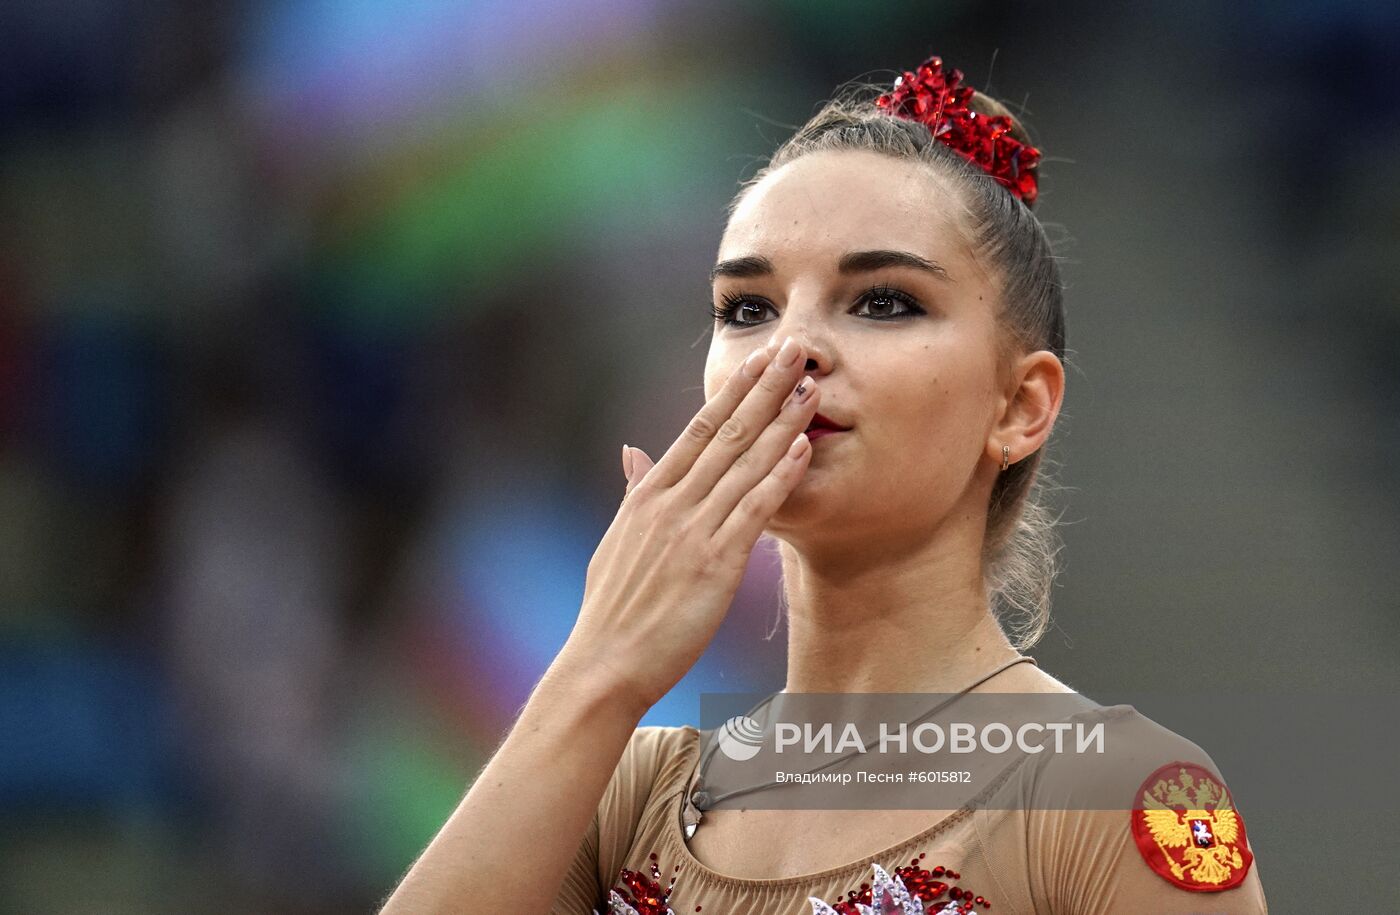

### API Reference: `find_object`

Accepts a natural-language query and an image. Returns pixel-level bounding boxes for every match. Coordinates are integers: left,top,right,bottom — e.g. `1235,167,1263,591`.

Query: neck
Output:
778,527,1022,694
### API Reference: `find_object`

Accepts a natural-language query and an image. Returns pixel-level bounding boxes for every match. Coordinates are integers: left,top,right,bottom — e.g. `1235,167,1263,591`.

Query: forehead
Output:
719,149,973,272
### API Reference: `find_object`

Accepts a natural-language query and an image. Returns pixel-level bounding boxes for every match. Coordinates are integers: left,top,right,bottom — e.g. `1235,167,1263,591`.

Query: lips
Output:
804,412,851,437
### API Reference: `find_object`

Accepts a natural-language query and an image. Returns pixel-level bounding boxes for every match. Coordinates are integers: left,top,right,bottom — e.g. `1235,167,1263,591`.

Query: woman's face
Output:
705,149,1024,547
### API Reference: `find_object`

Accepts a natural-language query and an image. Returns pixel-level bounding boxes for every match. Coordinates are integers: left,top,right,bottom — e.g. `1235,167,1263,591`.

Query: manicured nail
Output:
777,335,801,367
792,376,815,403
741,348,771,378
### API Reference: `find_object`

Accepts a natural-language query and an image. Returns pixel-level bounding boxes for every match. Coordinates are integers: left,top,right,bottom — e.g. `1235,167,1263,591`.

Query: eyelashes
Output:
708,291,760,324
710,285,927,327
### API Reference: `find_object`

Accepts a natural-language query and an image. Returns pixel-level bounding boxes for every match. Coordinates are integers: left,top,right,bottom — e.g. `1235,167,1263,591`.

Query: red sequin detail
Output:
875,56,1042,207
601,850,993,913
814,855,992,913
608,852,680,915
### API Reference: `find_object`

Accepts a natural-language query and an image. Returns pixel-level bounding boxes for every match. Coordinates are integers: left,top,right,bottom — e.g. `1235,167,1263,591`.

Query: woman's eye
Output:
855,290,923,319
731,302,770,325
711,297,771,326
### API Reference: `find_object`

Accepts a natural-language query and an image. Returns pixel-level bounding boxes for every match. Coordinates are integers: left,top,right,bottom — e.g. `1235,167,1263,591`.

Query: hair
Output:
735,78,1070,650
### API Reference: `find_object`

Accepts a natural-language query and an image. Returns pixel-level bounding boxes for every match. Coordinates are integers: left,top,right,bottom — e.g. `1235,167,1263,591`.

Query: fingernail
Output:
623,445,634,476
777,335,801,367
741,348,770,378
792,376,815,403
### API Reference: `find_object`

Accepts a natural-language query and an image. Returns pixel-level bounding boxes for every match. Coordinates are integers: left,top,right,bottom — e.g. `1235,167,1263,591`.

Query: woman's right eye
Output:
710,295,772,327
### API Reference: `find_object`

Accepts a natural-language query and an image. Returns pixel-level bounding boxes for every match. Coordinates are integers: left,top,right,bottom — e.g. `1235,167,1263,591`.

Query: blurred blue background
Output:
1,0,1397,911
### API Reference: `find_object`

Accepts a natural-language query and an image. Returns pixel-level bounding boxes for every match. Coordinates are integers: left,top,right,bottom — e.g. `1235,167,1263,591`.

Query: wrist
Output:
544,643,654,725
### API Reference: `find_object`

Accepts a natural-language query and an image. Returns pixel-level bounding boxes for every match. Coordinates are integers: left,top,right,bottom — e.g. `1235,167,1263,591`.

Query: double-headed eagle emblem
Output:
1131,761,1254,891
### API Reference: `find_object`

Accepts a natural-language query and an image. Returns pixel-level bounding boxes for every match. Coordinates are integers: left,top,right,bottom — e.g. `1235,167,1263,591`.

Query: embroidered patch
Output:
1130,760,1254,892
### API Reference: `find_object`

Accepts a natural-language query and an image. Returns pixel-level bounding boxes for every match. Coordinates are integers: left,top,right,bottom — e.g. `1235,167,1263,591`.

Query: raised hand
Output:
560,335,820,713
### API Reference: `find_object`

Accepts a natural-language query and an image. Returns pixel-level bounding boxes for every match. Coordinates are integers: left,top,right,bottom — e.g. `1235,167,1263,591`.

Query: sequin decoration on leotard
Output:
807,855,991,914
594,852,681,915
592,850,991,914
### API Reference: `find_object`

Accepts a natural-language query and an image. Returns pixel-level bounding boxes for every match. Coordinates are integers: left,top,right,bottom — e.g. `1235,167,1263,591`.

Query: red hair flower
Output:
875,55,1042,206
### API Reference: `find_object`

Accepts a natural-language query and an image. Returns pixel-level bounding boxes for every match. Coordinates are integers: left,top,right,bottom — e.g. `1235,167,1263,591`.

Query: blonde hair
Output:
737,79,1071,649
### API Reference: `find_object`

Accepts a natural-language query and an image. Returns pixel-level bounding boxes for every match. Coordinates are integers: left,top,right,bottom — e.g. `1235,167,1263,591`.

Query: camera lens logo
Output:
716,715,764,761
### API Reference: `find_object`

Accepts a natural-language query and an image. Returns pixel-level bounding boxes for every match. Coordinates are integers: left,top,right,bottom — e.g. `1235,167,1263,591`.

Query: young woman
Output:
380,56,1267,914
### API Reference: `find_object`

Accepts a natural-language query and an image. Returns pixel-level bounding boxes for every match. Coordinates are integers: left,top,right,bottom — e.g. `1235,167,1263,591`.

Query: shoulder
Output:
606,725,702,813
1019,703,1239,820
626,723,701,753
619,725,701,773
1020,705,1266,912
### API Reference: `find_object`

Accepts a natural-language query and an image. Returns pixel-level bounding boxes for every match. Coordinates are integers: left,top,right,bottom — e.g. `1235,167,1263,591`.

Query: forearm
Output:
379,655,647,914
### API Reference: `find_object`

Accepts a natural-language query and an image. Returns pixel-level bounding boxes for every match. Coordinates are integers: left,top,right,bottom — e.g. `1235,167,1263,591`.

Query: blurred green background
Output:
1,0,1397,911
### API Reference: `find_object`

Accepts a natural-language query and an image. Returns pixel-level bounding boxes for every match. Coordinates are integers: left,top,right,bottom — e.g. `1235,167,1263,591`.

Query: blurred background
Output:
1,0,1397,911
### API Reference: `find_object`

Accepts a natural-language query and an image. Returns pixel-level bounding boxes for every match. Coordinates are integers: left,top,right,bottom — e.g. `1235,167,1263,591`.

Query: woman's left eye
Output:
854,287,925,320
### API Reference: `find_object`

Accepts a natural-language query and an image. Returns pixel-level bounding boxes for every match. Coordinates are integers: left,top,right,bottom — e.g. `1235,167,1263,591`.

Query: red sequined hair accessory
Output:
875,55,1042,206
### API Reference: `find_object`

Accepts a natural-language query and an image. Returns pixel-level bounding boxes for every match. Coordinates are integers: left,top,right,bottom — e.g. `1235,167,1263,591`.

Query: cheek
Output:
700,339,733,402
864,353,982,459
852,372,937,471
890,379,951,450
704,345,746,402
703,365,725,402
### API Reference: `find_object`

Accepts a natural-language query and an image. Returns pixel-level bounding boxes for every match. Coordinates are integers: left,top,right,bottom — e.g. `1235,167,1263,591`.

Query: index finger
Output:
643,340,779,490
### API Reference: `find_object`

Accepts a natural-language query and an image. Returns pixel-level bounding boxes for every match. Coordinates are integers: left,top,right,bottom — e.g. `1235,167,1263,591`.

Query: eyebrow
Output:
709,249,953,283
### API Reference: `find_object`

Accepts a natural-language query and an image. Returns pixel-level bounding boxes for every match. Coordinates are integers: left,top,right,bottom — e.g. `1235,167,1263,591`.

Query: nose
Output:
766,330,827,376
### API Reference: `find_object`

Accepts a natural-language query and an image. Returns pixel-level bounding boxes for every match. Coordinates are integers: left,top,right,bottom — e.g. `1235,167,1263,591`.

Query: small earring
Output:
1001,444,1011,471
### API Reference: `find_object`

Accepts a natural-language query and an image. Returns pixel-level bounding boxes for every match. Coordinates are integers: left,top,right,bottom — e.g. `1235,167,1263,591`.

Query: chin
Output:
767,466,836,526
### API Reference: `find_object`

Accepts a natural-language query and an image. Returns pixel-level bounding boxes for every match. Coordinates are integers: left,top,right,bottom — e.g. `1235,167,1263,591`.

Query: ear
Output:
987,350,1064,468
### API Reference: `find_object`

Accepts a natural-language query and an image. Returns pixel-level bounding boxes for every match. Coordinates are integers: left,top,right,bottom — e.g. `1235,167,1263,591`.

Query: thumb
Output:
623,446,655,490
